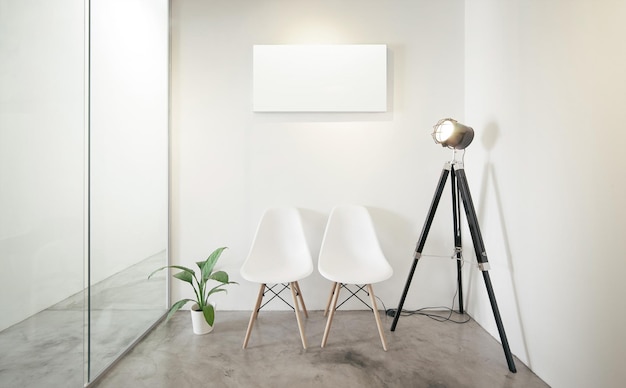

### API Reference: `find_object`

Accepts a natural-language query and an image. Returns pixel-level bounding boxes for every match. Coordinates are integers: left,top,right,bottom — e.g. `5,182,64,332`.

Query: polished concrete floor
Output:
91,310,548,388
0,253,166,387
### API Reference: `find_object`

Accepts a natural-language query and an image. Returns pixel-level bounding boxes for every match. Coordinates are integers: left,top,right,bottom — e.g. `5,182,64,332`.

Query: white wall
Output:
171,0,467,313
0,0,85,331
465,1,626,387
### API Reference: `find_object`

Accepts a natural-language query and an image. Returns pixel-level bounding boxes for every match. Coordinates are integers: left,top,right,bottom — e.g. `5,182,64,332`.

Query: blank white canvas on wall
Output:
253,44,387,112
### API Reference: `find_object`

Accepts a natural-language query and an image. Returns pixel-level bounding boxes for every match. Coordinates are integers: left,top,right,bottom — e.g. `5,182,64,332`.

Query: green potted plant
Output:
149,246,237,334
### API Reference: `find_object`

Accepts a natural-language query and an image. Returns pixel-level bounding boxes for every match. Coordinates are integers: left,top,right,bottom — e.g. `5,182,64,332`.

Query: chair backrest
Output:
318,205,392,284
241,207,313,283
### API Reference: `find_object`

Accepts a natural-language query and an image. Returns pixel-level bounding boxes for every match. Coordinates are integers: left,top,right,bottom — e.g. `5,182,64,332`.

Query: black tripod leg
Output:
455,167,517,373
451,168,464,314
391,163,451,331
456,254,464,313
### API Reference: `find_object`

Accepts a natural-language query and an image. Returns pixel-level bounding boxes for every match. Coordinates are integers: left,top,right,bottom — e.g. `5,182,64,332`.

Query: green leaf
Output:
166,265,197,275
148,265,196,280
201,247,228,282
207,281,237,298
165,299,194,321
148,266,168,279
173,270,193,284
207,287,227,298
209,270,229,283
202,304,215,326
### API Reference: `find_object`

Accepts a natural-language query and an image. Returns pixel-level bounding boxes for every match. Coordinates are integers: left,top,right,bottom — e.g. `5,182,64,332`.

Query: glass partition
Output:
0,0,86,386
0,0,169,385
88,0,169,380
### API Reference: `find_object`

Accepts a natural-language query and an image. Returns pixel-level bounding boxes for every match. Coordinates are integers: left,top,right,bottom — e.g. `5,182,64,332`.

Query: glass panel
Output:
0,0,86,386
88,0,169,381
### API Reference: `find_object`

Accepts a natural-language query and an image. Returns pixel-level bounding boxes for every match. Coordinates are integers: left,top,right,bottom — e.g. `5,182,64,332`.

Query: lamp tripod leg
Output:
451,167,464,314
392,161,516,373
391,163,451,331
455,166,516,373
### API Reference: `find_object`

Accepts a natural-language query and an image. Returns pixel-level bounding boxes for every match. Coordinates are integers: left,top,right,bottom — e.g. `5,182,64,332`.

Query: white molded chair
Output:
318,205,393,351
240,207,314,349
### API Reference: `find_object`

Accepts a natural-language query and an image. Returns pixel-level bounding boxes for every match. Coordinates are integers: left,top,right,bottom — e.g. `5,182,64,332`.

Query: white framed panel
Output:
253,44,387,112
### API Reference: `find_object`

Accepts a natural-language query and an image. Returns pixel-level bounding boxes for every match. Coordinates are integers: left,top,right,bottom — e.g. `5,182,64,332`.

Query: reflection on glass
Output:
0,0,169,386
0,0,85,386
88,0,169,381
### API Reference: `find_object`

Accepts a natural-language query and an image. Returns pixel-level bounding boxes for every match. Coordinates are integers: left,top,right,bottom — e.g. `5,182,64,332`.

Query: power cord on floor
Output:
347,255,471,325
385,306,470,324
382,255,471,324
384,284,471,324
367,293,469,324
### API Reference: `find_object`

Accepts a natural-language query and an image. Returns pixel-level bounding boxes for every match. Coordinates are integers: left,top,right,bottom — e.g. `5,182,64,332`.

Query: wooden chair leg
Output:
323,283,336,317
321,282,341,348
293,281,308,318
243,283,265,349
290,282,307,349
367,284,388,351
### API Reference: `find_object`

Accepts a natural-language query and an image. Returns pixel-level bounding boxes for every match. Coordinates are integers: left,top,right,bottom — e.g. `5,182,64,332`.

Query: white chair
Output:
318,205,393,351
240,207,314,349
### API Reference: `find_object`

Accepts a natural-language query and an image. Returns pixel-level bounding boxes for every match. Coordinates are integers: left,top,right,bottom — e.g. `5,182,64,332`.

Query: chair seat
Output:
241,259,313,284
318,253,392,284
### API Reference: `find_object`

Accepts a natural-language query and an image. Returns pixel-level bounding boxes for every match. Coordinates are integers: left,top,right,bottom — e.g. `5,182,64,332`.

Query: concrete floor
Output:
0,254,166,388
91,310,548,388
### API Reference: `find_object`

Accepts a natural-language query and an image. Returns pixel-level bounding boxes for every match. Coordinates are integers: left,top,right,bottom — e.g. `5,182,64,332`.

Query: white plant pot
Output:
190,302,215,335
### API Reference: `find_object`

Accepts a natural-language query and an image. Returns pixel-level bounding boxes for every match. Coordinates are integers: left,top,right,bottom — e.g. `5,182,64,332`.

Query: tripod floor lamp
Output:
390,118,517,373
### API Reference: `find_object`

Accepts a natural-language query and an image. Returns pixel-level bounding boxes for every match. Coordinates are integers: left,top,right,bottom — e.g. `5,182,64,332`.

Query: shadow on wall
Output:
299,206,413,269
298,208,328,260
298,206,413,310
362,206,416,310
469,121,531,366
366,207,414,268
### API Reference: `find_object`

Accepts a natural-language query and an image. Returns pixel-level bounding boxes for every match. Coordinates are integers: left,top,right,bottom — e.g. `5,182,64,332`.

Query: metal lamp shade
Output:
431,118,474,149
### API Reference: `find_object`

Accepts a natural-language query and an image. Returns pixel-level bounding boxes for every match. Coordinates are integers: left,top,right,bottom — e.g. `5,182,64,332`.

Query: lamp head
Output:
431,118,474,150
